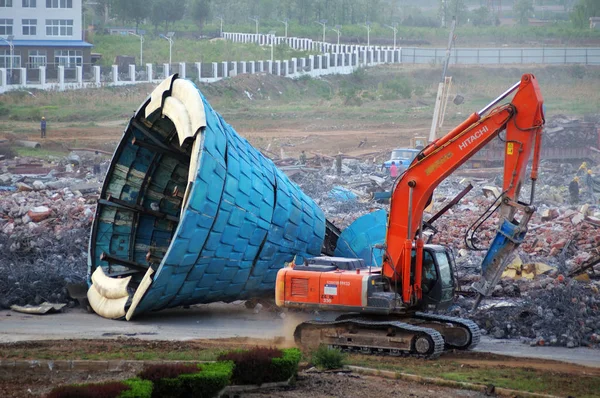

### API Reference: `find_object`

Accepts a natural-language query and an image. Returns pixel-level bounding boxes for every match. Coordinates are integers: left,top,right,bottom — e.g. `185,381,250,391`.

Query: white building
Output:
0,0,92,82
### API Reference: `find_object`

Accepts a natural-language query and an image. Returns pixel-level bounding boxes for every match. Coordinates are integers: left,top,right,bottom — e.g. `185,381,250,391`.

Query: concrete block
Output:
129,64,136,82
58,65,65,91
112,64,118,84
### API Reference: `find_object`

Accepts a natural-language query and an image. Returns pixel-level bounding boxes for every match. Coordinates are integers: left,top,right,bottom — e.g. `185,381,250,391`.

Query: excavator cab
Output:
417,245,455,312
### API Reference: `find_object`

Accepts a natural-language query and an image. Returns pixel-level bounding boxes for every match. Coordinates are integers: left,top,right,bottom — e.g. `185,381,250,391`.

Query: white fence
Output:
223,32,600,65
1,32,598,93
0,47,393,93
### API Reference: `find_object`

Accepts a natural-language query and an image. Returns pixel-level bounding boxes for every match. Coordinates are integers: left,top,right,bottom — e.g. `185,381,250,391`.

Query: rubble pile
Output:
543,114,600,149
426,164,600,348
456,279,600,348
0,154,104,309
290,159,391,229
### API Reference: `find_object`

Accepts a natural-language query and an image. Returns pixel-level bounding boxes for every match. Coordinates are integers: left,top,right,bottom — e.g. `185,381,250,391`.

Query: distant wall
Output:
1,32,598,93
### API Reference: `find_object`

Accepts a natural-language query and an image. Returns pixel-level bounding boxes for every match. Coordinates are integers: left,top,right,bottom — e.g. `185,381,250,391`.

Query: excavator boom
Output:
385,74,544,304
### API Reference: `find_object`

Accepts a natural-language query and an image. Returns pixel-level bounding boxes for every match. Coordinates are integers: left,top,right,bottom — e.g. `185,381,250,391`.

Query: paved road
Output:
1,303,599,368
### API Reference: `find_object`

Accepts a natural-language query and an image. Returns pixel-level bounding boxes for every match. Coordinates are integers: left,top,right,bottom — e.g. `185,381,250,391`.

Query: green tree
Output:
513,0,534,26
151,0,187,33
471,6,492,26
439,0,468,27
570,0,600,28
192,0,211,35
113,0,151,32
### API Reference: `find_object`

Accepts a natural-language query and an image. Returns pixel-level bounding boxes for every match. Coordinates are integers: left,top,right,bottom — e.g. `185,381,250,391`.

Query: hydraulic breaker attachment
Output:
471,200,535,310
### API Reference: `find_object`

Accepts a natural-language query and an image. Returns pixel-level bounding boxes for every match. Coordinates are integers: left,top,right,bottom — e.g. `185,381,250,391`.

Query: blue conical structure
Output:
87,75,325,319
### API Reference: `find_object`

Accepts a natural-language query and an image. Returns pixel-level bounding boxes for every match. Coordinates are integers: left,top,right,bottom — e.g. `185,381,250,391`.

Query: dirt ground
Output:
1,338,599,397
0,366,487,398
9,119,428,160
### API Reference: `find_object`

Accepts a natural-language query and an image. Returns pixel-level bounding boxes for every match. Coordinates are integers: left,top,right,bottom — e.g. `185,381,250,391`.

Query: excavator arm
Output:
384,74,545,305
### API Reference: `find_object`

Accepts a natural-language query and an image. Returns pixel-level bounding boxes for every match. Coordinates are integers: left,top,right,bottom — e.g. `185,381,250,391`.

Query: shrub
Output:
47,381,130,398
150,362,233,398
177,362,233,397
138,363,200,383
218,347,301,385
119,378,153,398
271,348,302,382
311,345,346,370
387,78,413,99
218,346,282,385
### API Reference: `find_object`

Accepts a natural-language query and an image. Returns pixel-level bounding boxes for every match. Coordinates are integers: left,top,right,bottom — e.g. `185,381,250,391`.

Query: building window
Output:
46,0,71,8
0,0,13,7
28,50,46,67
46,19,73,36
22,19,37,35
22,0,36,7
0,50,21,68
55,50,82,68
0,19,12,35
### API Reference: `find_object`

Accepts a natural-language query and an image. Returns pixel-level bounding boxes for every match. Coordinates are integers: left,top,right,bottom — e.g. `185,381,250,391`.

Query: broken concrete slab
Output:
10,302,66,315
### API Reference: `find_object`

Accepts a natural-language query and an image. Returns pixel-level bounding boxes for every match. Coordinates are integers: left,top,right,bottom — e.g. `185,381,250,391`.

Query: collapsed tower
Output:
87,75,326,319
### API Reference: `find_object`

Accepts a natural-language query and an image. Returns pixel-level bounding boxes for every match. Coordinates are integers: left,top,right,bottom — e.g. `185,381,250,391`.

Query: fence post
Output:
163,63,170,78
76,65,83,86
129,64,136,82
564,48,567,64
291,58,296,75
19,67,26,86
179,62,186,79
222,61,228,78
0,68,6,91
195,62,202,79
521,48,523,64
542,47,545,63
39,66,46,87
212,62,218,78
146,64,153,81
58,65,65,91
93,65,101,85
112,64,118,84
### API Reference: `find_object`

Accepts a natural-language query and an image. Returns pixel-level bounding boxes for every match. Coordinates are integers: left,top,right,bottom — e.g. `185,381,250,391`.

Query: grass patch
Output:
0,65,597,128
347,355,600,398
13,147,68,159
0,345,223,362
90,34,317,67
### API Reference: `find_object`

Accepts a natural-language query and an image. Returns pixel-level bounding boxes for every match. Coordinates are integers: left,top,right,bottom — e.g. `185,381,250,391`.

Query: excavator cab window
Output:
413,247,455,310
420,251,437,294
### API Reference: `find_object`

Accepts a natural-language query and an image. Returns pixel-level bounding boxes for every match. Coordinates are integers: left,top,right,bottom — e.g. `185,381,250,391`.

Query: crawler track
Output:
294,319,445,359
414,312,481,350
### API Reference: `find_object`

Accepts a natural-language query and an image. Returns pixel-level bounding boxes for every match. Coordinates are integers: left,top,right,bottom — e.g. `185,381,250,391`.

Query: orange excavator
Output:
275,74,545,358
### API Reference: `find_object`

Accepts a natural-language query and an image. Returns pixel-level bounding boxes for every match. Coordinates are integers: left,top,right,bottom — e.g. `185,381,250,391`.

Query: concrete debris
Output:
0,153,106,310
10,302,66,314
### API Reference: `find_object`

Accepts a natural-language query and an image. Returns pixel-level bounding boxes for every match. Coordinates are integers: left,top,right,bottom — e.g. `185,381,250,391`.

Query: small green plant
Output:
387,78,413,99
46,380,152,398
138,363,199,383
118,379,153,398
311,345,346,370
218,347,301,385
351,67,367,83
